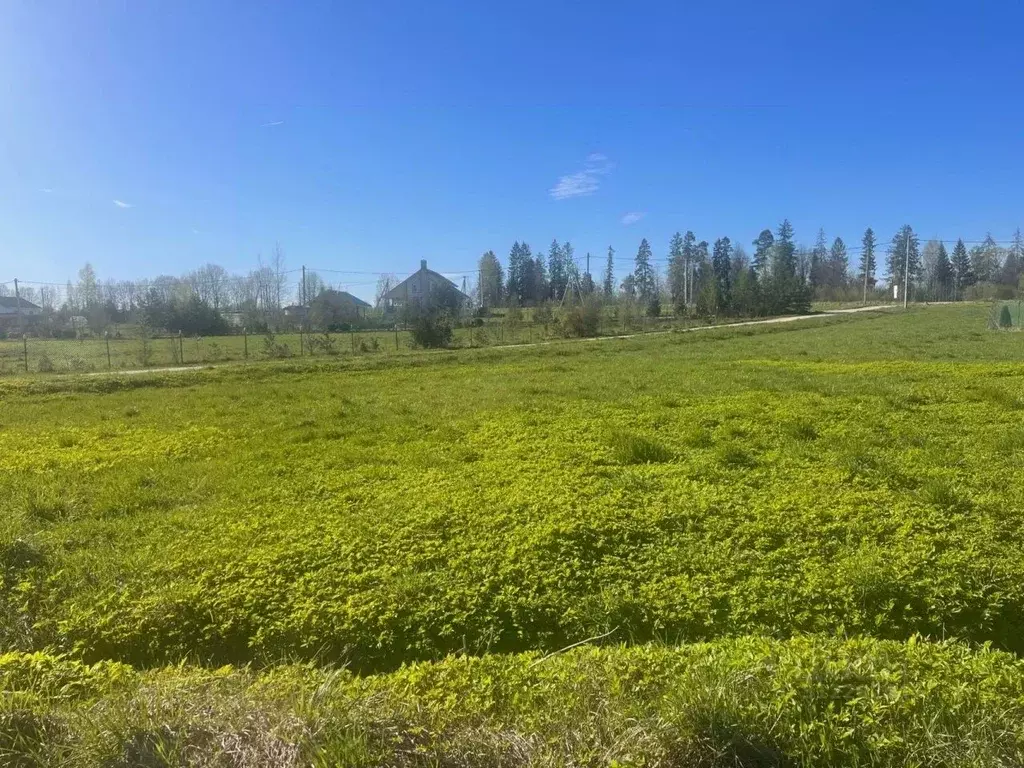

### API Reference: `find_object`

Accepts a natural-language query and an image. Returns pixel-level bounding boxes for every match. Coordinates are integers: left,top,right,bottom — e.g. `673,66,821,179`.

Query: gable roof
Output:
313,289,372,308
334,290,372,308
384,261,469,300
0,296,41,310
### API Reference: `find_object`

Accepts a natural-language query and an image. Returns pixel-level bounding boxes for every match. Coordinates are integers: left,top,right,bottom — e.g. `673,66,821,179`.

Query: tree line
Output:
5,223,1022,339
476,222,1024,317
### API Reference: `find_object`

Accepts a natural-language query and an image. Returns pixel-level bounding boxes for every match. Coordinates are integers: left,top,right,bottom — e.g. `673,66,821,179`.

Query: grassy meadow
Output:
4,303,1024,765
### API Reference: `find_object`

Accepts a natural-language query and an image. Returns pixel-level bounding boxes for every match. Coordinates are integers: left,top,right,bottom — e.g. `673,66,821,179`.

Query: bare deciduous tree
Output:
375,273,398,308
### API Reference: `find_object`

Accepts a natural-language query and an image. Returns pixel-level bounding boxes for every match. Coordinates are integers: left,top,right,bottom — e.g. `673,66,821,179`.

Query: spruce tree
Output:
531,250,547,306
934,242,953,300
767,219,808,314
506,241,523,306
519,244,535,305
951,238,973,299
887,225,921,300
548,239,565,301
999,228,1023,287
633,238,657,304
603,246,615,297
563,241,579,297
668,232,686,311
682,231,697,305
810,228,828,289
858,228,877,302
712,237,733,312
828,237,848,289
970,234,1002,284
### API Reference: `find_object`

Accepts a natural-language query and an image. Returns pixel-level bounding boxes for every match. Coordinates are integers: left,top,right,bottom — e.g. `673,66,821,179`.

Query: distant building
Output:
383,260,470,311
282,304,309,323
0,296,42,330
307,289,373,329
223,311,245,329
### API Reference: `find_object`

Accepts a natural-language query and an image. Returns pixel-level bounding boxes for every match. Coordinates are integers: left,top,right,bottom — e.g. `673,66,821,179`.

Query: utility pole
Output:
302,265,307,306
586,251,591,279
863,256,869,304
13,278,23,337
903,235,911,309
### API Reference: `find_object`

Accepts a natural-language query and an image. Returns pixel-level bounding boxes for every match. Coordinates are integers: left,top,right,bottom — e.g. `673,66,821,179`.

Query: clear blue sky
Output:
2,1,1022,300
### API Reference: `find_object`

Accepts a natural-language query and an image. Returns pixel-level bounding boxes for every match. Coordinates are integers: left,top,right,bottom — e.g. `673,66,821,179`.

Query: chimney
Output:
420,259,428,271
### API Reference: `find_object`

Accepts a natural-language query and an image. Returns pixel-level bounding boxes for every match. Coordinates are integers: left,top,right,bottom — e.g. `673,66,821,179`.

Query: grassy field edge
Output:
4,636,1024,767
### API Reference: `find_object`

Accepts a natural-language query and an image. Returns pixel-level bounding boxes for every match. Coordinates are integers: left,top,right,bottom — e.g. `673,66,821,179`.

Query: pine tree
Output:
712,237,733,312
519,245,535,305
810,228,828,289
933,242,953,300
667,232,686,311
633,239,657,304
603,246,615,298
531,250,547,306
563,241,579,298
970,234,1003,284
682,231,697,306
547,240,565,301
752,229,774,277
951,238,973,299
828,237,848,289
887,225,921,300
858,228,877,302
766,219,808,314
581,270,595,295
999,228,1023,287
506,241,524,306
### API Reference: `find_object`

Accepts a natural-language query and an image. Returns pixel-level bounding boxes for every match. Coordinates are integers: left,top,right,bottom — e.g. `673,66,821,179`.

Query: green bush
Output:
999,304,1014,328
409,311,453,348
563,296,602,337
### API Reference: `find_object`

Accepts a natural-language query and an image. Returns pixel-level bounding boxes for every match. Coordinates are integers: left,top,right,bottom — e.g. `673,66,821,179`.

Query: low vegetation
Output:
6,637,1024,767
3,304,1024,764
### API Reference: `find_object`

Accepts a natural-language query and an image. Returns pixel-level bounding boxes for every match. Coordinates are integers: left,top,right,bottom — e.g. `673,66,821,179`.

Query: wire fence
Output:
988,299,1024,331
0,315,699,376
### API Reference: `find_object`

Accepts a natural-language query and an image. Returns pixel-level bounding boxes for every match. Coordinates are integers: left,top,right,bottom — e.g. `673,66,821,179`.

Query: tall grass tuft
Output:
610,432,674,465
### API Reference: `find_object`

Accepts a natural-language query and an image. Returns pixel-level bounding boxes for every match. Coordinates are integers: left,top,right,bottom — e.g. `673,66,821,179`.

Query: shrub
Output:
35,354,54,374
410,312,453,348
135,337,153,367
999,305,1014,328
262,332,292,359
564,297,602,338
646,296,661,318
359,337,381,353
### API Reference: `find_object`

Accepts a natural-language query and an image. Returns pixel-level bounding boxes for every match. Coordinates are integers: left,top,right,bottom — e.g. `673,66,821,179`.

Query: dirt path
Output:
82,305,896,376
500,303,896,349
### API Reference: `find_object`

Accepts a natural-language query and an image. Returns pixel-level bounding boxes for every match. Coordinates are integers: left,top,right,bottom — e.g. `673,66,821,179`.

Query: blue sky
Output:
2,0,1022,300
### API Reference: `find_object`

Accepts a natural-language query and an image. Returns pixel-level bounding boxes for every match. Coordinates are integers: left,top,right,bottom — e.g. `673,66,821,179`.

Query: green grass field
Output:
4,304,1024,765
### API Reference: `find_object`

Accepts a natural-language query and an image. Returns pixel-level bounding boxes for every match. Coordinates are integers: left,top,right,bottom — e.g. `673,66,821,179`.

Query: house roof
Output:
0,296,41,310
313,289,372,308
334,290,372,308
383,261,468,300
